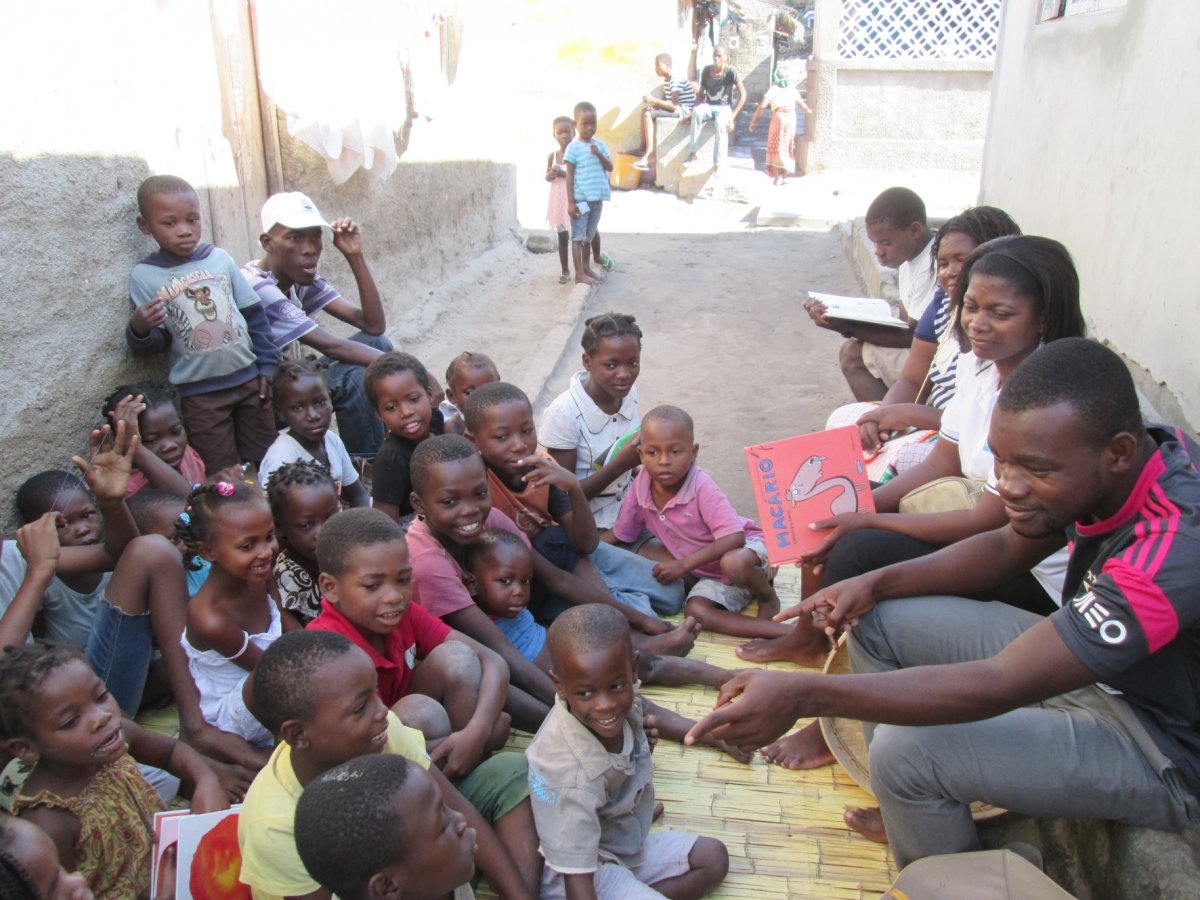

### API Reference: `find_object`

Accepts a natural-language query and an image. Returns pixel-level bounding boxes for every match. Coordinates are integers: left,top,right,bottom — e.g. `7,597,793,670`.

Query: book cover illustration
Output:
153,805,250,899
745,426,876,566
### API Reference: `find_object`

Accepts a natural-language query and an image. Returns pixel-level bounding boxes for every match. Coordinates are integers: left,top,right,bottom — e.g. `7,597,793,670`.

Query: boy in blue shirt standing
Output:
564,101,613,286
126,175,279,471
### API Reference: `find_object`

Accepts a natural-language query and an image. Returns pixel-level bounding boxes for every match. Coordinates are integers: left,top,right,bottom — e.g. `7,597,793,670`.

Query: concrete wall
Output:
980,0,1197,430
0,0,521,528
0,0,267,529
806,0,993,172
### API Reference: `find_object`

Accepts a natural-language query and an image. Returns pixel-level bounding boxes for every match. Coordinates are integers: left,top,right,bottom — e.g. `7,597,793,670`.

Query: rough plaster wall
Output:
0,153,164,527
273,128,517,343
816,65,992,171
980,0,1197,429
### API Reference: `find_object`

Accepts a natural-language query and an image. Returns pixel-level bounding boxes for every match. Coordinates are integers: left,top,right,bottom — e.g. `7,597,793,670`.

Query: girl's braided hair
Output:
0,642,87,741
271,357,330,413
173,480,264,572
580,313,642,355
265,460,337,524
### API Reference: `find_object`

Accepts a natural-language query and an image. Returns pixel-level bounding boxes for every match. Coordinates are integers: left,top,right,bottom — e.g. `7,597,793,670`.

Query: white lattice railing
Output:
838,0,1001,61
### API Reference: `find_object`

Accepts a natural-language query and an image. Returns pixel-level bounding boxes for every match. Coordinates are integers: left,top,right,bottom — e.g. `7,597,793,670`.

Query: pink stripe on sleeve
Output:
1104,559,1180,653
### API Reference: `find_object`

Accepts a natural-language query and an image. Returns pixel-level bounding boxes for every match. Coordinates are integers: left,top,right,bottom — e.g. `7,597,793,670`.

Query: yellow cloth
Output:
237,712,429,899
12,753,164,900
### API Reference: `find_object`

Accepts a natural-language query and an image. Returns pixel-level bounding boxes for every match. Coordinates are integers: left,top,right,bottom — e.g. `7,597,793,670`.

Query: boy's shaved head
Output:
409,434,484,494
316,508,406,578
251,630,357,733
136,175,197,217
463,382,532,433
641,405,694,440
546,604,632,673
295,754,415,900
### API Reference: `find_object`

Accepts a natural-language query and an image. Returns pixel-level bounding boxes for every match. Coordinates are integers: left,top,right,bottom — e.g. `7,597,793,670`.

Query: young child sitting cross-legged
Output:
295,754,478,900
237,630,541,900
613,405,786,640
527,604,729,899
306,508,512,780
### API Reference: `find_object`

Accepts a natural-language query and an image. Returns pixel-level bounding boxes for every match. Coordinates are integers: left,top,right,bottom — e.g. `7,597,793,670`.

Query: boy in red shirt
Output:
306,507,510,779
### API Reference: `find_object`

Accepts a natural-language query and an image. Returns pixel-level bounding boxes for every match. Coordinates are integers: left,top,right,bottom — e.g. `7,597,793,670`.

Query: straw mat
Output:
487,568,897,898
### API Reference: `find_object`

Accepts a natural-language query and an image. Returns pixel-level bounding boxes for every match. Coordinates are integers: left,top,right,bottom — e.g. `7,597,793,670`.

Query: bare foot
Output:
760,722,835,770
575,273,599,286
640,616,699,657
843,806,887,843
712,738,754,764
737,626,831,668
210,760,255,803
582,266,601,281
652,801,665,822
755,593,781,621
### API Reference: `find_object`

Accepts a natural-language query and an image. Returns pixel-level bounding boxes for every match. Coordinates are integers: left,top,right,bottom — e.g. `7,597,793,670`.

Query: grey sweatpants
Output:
848,596,1200,868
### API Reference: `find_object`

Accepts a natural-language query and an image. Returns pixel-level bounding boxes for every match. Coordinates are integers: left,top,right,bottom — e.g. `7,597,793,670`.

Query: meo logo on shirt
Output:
1072,591,1128,645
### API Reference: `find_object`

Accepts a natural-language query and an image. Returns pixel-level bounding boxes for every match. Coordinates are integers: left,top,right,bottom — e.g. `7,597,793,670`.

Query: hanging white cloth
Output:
255,0,448,183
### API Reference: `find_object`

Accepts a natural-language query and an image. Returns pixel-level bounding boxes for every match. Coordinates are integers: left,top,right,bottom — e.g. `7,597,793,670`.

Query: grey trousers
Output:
847,596,1200,868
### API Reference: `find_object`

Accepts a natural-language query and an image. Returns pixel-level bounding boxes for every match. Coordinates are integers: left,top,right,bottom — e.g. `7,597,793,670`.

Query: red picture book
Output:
744,426,875,566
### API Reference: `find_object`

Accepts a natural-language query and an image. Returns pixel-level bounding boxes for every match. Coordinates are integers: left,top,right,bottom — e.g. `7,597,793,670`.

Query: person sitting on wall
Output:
683,46,745,174
631,52,695,172
686,338,1200,870
243,192,394,459
804,187,936,402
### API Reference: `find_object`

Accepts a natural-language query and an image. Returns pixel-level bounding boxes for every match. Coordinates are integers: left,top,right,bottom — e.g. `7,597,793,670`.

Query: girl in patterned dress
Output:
2,643,223,899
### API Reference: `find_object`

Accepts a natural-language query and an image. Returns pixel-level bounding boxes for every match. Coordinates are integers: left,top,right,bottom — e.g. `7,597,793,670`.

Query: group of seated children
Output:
1,164,1131,897
0,170,795,898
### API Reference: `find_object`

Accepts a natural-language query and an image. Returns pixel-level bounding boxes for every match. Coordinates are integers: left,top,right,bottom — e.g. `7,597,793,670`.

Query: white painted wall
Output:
980,0,1197,429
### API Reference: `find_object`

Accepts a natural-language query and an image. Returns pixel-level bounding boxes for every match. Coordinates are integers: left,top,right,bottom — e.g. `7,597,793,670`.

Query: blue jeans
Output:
86,597,153,715
592,542,685,617
689,103,733,166
320,331,394,458
569,200,603,242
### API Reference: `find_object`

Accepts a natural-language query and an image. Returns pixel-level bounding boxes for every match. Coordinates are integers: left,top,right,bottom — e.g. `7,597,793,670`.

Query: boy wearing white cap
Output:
244,192,394,458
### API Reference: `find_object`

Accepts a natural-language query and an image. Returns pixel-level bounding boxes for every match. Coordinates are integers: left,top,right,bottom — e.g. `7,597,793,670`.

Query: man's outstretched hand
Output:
684,669,808,754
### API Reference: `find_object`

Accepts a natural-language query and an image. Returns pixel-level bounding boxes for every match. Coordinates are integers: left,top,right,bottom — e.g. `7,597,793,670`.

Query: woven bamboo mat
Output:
491,568,897,899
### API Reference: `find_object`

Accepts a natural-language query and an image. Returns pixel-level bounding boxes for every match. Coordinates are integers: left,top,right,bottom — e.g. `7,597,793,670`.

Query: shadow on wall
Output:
0,152,261,530
274,128,519,338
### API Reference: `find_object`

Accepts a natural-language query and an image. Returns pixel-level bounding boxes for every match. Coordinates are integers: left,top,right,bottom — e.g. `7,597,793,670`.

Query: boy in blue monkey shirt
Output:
126,175,279,472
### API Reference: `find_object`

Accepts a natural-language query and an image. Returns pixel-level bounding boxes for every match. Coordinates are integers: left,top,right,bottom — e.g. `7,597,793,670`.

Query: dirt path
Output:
535,188,863,516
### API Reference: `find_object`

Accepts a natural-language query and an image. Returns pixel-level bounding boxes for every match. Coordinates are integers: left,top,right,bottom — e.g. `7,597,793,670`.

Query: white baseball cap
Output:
260,192,330,234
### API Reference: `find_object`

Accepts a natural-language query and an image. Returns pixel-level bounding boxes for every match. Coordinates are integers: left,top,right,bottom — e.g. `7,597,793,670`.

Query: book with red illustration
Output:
153,805,250,899
744,426,875,567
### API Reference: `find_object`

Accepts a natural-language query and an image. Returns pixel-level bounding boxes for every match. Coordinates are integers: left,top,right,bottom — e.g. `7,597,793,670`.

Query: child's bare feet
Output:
575,272,599,286
843,806,888,843
210,760,256,803
755,592,781,621
759,721,836,770
640,616,700,657
737,624,832,668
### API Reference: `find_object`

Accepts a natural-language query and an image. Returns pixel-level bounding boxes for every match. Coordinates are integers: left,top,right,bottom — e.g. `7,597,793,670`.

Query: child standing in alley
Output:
126,175,279,472
548,116,614,285
564,102,613,286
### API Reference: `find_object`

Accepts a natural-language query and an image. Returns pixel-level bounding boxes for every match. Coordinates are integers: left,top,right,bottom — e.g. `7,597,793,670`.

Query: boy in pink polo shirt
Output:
612,405,787,640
